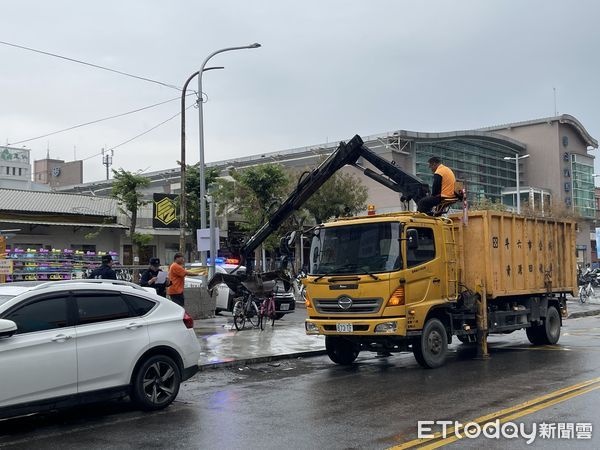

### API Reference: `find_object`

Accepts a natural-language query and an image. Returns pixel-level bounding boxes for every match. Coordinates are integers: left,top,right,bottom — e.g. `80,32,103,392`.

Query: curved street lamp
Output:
196,43,261,273
179,66,223,256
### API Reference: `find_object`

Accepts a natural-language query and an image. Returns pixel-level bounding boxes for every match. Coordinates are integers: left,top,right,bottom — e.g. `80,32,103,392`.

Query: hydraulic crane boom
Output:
240,134,429,273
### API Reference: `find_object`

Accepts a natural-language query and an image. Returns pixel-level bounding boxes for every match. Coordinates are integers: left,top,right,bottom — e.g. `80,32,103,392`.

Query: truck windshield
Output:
309,222,401,275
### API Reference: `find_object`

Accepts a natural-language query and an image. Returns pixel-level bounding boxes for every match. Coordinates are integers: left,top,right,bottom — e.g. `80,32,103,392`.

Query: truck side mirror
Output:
406,229,419,250
280,231,298,256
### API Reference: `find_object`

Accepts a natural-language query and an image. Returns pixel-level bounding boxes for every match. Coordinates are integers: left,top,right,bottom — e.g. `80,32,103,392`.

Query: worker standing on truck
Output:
417,156,456,214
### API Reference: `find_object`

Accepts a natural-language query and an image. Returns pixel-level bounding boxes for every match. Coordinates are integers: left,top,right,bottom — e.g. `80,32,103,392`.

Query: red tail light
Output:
183,312,194,329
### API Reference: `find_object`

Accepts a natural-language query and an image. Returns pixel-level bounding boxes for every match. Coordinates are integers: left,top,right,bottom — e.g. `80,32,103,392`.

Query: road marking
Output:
392,377,600,449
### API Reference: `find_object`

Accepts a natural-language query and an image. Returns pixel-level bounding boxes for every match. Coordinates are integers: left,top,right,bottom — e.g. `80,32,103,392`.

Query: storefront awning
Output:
0,219,127,229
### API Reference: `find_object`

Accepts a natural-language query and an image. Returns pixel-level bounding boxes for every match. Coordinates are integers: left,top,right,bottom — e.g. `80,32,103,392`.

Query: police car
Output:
185,258,295,316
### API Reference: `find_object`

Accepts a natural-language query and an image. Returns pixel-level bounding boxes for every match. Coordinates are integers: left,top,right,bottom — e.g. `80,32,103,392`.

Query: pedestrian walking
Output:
140,257,169,297
88,254,117,280
167,253,198,307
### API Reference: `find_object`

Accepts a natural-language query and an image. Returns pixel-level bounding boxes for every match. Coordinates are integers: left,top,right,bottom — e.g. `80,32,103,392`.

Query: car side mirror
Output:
406,229,419,250
0,319,17,339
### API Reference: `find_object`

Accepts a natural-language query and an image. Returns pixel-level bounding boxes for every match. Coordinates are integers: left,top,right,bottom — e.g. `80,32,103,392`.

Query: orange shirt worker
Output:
417,156,456,214
167,253,198,307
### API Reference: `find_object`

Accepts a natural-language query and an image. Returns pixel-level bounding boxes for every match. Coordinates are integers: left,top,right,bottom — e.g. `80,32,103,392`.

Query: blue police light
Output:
206,257,225,265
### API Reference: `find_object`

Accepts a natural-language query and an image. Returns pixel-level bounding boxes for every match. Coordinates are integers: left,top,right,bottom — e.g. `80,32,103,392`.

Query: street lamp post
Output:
179,67,223,256
197,43,261,273
504,153,530,214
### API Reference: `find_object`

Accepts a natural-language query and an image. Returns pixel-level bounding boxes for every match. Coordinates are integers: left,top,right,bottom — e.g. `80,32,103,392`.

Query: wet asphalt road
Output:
1,316,599,449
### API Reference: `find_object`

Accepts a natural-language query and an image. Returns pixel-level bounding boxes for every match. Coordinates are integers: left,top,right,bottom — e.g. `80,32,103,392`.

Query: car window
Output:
76,293,131,325
4,297,69,334
122,294,156,317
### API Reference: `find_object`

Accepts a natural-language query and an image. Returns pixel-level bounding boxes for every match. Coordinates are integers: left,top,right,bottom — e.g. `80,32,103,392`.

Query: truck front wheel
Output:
526,305,561,345
325,336,359,365
412,318,448,368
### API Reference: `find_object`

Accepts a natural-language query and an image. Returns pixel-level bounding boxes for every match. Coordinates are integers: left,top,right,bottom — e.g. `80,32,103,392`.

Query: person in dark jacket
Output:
140,258,168,297
88,254,117,280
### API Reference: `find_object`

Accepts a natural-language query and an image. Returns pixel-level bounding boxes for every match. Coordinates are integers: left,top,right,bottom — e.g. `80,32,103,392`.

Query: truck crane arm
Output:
239,134,429,273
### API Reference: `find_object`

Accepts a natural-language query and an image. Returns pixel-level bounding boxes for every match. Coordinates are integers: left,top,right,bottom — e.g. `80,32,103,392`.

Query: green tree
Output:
303,171,368,224
217,164,291,257
111,168,151,263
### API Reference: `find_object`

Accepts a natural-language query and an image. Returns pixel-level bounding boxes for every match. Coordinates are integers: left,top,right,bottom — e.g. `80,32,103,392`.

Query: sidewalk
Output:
192,297,600,370
566,295,600,319
193,303,325,371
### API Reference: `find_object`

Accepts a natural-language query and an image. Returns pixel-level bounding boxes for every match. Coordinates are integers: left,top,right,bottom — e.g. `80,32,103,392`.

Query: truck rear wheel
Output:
526,305,561,345
413,318,448,368
325,336,359,365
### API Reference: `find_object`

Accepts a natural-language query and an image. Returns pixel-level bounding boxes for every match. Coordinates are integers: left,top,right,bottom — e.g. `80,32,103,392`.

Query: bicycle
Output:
259,292,277,330
579,281,593,304
232,293,260,331
578,272,595,304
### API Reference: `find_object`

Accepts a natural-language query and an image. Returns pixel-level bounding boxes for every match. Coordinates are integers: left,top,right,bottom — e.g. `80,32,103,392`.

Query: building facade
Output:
56,113,597,265
0,146,49,191
34,157,83,188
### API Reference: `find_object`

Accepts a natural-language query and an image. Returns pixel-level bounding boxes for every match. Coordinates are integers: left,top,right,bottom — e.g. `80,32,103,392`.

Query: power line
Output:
82,104,195,162
0,39,181,91
7,93,196,146
26,104,194,178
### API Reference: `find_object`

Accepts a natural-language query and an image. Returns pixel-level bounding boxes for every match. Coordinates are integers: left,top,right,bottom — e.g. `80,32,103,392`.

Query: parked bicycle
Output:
232,292,261,331
259,289,278,330
578,271,595,304
207,265,293,331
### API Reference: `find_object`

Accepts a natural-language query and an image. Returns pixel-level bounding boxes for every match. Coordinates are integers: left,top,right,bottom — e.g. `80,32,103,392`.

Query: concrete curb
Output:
567,309,600,319
198,349,326,371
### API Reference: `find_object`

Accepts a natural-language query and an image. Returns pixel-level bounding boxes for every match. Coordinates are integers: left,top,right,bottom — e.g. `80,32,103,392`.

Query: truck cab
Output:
304,213,457,367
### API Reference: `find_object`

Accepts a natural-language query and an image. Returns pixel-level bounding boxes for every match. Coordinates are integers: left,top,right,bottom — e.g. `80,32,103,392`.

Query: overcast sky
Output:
1,0,599,183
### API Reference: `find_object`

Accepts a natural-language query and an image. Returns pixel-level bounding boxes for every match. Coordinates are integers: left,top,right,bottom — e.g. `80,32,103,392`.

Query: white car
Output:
0,279,201,419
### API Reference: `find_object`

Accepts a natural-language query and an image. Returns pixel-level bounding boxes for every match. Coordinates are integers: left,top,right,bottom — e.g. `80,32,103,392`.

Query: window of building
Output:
12,167,15,175
18,168,22,176
5,167,9,175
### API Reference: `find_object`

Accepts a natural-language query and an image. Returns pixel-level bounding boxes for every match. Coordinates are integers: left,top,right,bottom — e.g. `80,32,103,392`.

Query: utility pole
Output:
102,148,114,180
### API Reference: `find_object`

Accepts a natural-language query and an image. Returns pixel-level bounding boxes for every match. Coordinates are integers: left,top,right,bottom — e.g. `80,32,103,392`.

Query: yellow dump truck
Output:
304,210,577,368
210,135,577,369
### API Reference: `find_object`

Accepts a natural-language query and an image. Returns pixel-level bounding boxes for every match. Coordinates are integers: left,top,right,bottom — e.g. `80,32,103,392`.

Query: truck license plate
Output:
336,323,353,333
280,303,289,311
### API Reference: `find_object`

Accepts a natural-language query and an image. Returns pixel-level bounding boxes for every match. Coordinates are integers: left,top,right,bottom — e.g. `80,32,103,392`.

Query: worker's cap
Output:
149,257,160,266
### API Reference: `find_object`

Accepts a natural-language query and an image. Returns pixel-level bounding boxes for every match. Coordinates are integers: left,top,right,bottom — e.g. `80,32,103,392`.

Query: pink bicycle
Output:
259,293,277,330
